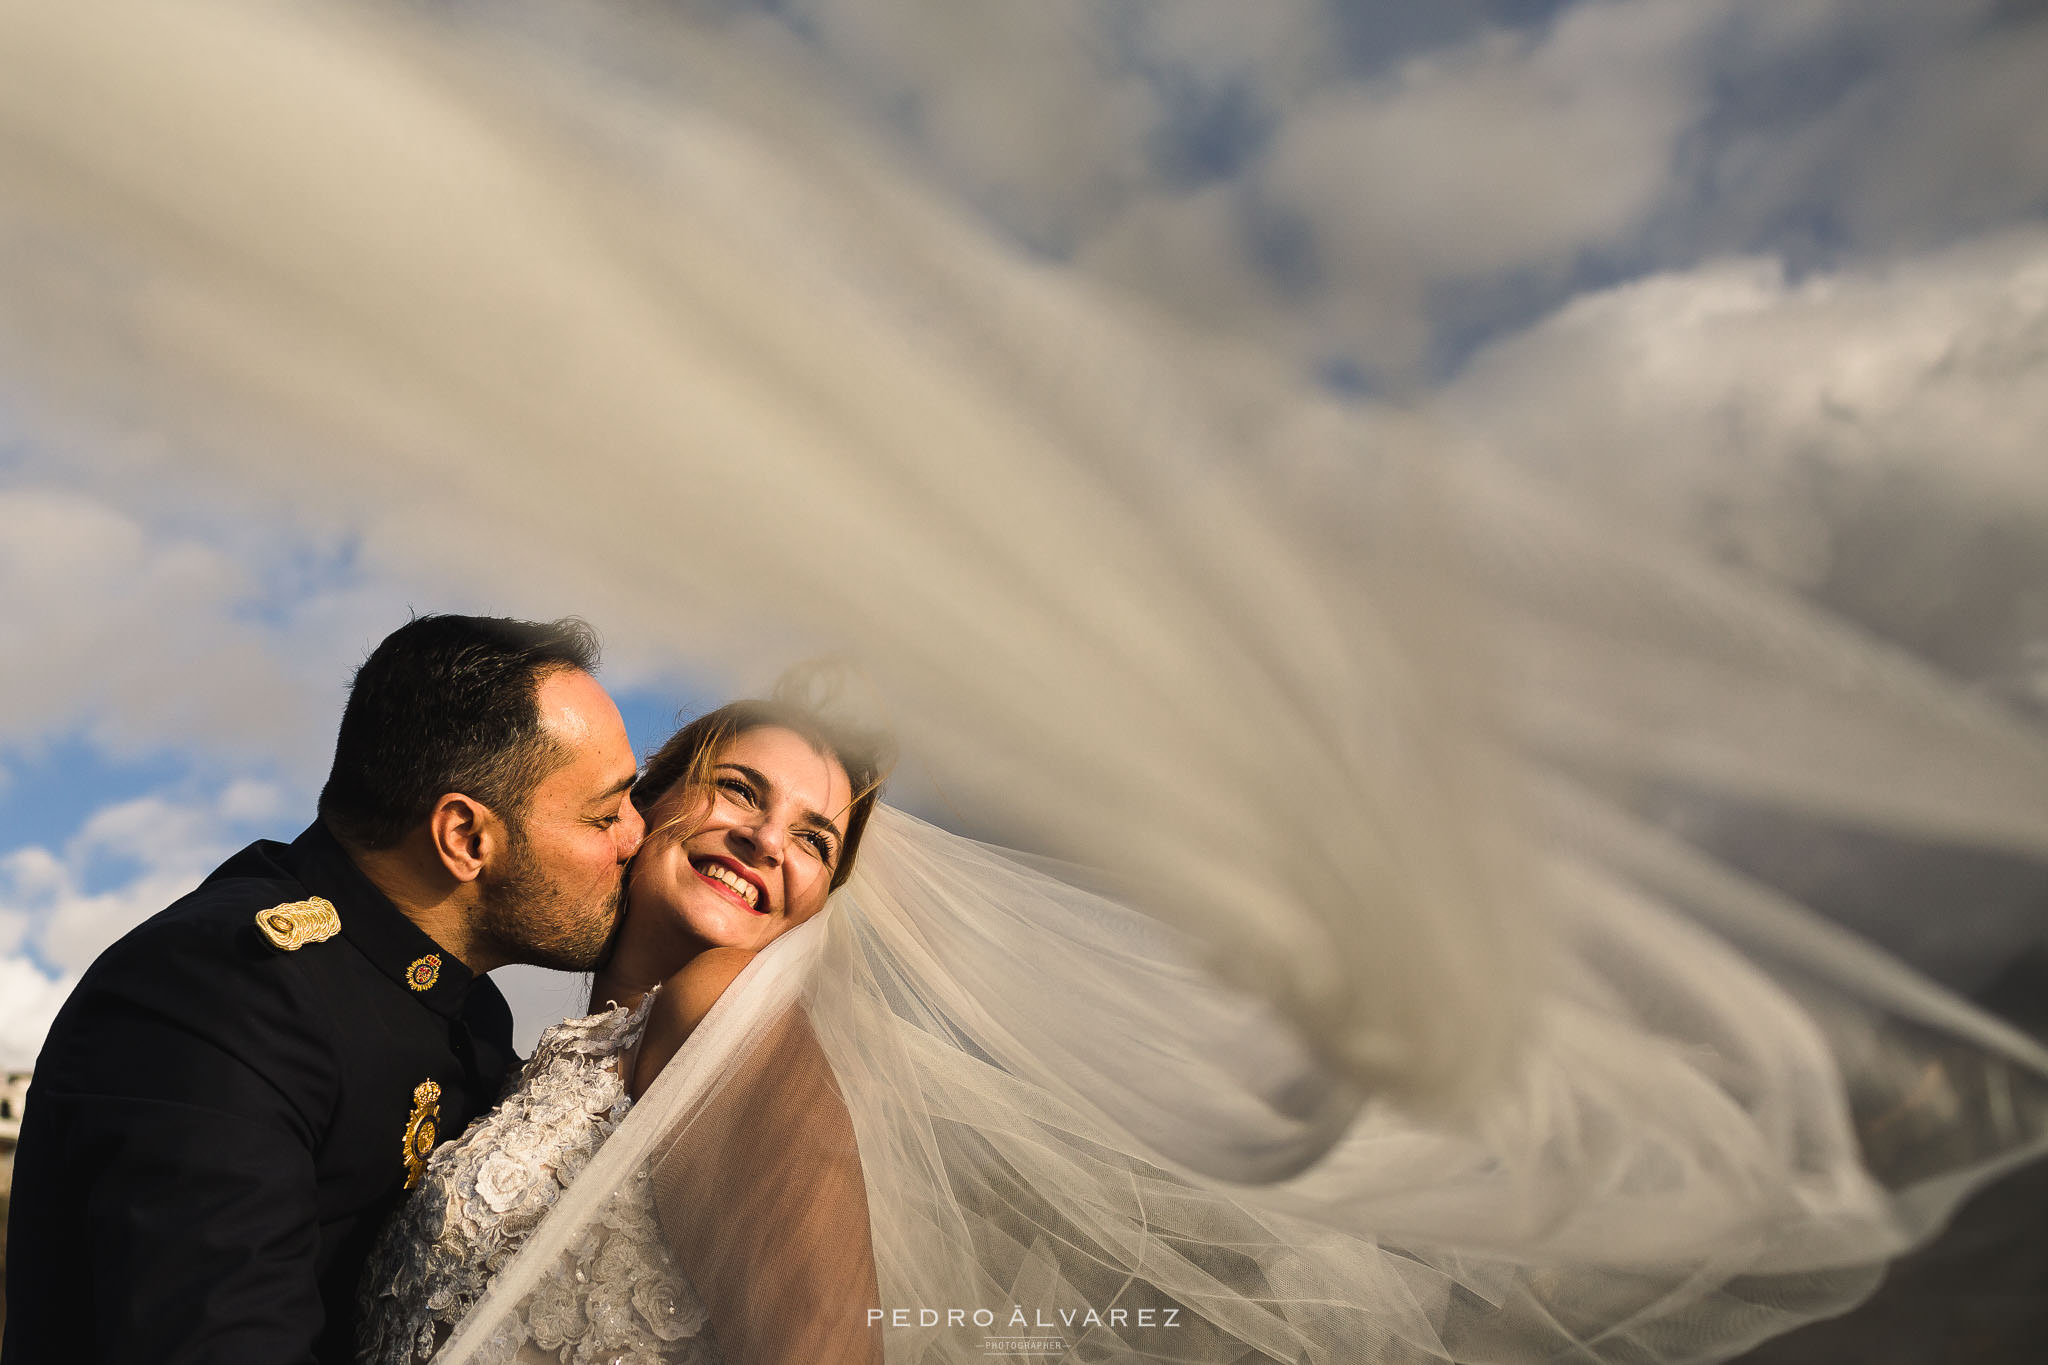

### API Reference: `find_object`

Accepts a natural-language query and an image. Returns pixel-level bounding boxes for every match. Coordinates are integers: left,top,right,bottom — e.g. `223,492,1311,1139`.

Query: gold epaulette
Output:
254,896,341,951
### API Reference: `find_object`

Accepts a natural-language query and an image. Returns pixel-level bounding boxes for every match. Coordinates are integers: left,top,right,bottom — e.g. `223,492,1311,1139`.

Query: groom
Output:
2,614,646,1365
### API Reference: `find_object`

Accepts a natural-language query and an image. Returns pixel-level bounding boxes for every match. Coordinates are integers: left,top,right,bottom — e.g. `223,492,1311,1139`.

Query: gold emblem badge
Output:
401,1079,442,1189
253,897,341,952
405,953,442,992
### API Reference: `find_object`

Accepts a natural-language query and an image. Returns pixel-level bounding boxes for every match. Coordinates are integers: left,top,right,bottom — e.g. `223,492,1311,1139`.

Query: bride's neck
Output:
589,904,707,1013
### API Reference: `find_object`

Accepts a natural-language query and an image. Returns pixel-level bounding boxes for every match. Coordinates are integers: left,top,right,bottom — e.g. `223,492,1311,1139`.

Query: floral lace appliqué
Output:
358,993,717,1365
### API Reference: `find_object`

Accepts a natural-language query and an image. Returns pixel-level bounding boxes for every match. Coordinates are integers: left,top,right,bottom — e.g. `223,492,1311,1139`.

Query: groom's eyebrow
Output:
586,772,637,808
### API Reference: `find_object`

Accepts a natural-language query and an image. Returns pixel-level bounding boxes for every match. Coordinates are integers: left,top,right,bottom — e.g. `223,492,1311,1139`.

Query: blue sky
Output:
2,0,2045,1059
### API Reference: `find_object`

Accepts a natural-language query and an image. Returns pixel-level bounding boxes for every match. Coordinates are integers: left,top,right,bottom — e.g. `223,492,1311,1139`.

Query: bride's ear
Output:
427,791,497,883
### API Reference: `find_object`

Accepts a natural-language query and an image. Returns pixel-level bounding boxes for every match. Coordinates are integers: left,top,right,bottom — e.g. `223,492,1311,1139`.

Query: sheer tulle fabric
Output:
4,6,2048,1362
439,801,2048,1364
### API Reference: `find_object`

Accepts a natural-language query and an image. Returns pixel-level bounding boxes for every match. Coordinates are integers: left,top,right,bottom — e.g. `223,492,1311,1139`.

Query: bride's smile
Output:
626,724,854,956
692,855,765,913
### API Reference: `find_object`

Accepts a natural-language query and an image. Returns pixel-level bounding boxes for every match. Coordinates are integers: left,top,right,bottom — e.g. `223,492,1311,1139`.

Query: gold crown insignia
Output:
402,1079,442,1189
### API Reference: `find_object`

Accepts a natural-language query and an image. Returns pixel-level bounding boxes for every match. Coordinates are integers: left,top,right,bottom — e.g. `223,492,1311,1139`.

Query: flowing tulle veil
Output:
4,4,2048,1362
430,787,2048,1363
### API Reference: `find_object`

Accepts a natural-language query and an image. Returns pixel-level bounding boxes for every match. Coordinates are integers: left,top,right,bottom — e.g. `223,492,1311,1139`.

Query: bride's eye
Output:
715,776,758,805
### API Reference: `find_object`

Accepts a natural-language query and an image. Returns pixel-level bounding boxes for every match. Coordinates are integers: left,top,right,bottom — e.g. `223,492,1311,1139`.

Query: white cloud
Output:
1437,226,2048,680
964,0,2045,383
0,774,291,1068
1063,0,1854,374
0,470,679,779
1,780,287,977
1447,229,2048,529
0,953,76,1070
0,486,360,778
1672,3,2047,258
634,0,1735,372
1832,21,2048,248
1256,3,1707,357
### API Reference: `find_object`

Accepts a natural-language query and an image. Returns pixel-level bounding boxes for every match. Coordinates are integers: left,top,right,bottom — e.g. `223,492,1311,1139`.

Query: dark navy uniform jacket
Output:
2,822,517,1365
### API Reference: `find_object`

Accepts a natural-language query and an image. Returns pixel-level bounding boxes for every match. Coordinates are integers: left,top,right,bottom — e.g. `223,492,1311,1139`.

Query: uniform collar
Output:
288,820,482,1019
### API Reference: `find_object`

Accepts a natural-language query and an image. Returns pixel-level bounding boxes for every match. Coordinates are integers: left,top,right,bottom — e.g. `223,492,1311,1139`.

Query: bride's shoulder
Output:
629,948,757,1098
664,947,758,1021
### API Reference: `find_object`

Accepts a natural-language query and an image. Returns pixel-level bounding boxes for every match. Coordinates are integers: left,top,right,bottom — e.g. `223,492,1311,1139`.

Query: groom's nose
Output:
615,793,646,860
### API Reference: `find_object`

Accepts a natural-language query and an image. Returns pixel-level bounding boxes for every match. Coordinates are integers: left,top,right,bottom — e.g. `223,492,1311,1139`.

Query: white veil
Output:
4,3,2048,1361
428,782,2048,1363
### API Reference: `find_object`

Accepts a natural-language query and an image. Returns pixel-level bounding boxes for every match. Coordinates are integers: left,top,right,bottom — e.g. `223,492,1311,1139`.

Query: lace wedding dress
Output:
357,993,719,1365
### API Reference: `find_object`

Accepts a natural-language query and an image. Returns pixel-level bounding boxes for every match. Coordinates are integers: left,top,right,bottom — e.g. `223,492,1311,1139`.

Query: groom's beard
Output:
473,828,624,972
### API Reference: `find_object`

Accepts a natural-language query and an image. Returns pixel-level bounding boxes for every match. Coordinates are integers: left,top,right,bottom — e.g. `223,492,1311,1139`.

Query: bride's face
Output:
629,724,854,954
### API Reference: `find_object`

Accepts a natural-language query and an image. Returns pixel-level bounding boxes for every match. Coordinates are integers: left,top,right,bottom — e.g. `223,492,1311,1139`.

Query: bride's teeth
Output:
702,863,758,907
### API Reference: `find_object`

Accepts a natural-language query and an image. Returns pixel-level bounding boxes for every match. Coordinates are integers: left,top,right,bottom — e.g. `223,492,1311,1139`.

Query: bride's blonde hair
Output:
632,663,895,890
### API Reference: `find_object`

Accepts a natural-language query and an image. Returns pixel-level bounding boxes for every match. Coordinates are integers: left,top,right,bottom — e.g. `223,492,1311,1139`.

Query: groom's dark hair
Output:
319,613,602,850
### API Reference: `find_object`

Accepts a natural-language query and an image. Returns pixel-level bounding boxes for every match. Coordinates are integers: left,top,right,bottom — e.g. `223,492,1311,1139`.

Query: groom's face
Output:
475,667,645,970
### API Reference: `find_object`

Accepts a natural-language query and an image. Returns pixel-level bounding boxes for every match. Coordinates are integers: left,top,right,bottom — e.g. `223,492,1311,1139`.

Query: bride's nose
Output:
732,813,784,865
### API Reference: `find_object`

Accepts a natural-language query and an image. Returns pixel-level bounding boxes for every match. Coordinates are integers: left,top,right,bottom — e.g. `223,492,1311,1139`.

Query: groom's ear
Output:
427,792,498,884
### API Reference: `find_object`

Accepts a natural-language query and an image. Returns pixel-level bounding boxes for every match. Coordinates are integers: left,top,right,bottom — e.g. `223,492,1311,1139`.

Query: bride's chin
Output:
667,889,742,945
